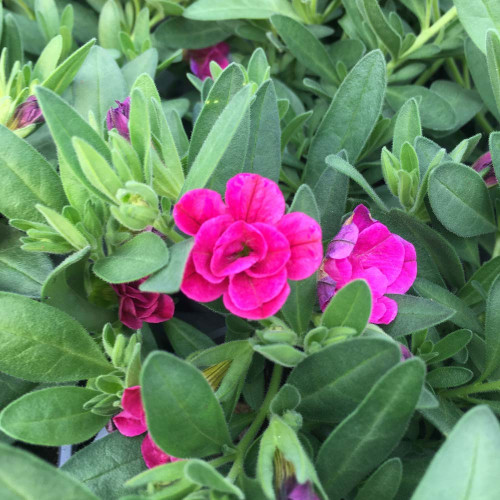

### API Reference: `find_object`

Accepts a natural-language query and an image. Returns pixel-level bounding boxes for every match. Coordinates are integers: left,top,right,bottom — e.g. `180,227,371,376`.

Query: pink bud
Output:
12,96,44,129
106,97,131,140
472,152,498,187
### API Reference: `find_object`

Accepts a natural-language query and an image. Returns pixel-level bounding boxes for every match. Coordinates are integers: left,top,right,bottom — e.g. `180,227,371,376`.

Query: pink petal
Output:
113,386,147,436
351,266,388,299
324,258,352,288
317,275,337,312
173,189,226,236
386,237,417,294
370,296,398,324
223,281,290,320
326,223,358,259
142,294,175,323
351,204,375,231
225,173,285,224
228,269,287,311
192,215,233,284
354,223,405,284
181,255,227,302
119,297,144,330
276,213,323,281
210,221,267,277
113,410,147,437
247,223,291,277
141,433,178,469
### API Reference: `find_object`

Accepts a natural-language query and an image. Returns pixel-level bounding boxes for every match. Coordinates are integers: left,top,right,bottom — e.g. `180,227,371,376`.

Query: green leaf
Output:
487,30,500,117
305,50,386,186
385,294,455,338
185,460,244,499
0,125,66,223
458,257,500,306
129,88,151,169
288,338,401,423
362,0,401,59
41,246,115,331
270,384,301,415
98,0,121,50
0,223,52,298
72,45,127,128
182,84,253,194
122,49,158,91
245,80,281,182
0,442,99,499
163,317,215,358
412,406,500,499
321,279,372,334
413,278,483,333
42,39,96,95
316,359,425,499
281,275,317,335
93,232,169,284
0,386,108,445
0,292,112,382
184,0,300,21
141,351,232,458
62,431,146,499
141,238,194,294
253,343,306,368
354,458,402,500
427,366,473,388
481,275,500,380
429,162,496,237
33,35,63,81
392,98,421,158
454,0,500,54
429,330,473,364
271,15,337,84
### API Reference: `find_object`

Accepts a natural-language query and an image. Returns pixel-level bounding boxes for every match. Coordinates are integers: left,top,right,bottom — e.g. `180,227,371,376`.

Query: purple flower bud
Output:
287,481,320,500
106,97,131,140
317,275,336,312
472,152,498,187
400,344,413,361
187,42,230,80
12,96,44,129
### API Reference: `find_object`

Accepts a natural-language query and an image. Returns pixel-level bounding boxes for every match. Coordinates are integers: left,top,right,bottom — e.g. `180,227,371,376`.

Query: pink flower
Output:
113,386,179,468
106,97,130,140
112,278,174,329
187,42,230,80
472,152,498,187
173,174,323,320
318,205,417,325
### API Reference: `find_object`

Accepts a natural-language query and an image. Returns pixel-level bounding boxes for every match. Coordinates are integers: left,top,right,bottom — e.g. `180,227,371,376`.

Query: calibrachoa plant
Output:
1,0,500,499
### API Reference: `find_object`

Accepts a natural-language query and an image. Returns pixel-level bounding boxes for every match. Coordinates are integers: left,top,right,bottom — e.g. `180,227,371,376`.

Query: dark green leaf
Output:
354,458,402,500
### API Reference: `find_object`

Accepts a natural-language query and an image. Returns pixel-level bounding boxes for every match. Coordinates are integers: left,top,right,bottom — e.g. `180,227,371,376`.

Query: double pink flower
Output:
318,205,417,324
187,42,230,80
113,386,178,468
173,174,323,320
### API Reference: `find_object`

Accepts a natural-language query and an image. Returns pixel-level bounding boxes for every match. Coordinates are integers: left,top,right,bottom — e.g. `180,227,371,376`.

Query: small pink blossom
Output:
112,278,174,329
472,152,498,187
318,205,417,325
173,174,323,320
113,386,179,468
106,97,130,140
187,42,230,80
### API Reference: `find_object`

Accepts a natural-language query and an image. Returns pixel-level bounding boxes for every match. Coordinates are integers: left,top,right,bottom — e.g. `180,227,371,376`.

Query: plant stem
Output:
209,454,237,468
475,112,495,135
441,379,500,399
227,364,283,482
445,58,465,87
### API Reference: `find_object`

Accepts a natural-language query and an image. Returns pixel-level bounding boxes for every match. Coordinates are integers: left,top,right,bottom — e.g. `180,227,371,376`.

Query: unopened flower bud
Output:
11,96,44,129
106,97,130,140
472,152,498,187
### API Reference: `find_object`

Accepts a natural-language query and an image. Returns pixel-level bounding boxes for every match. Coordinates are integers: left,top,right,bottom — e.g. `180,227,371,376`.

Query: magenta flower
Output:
112,277,174,329
12,96,44,128
287,482,320,500
472,152,498,187
113,386,179,468
106,97,130,140
173,173,323,320
187,42,230,80
318,205,417,325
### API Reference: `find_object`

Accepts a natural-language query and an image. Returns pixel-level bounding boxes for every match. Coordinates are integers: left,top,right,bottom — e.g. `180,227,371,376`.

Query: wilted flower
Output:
187,42,230,80
10,96,44,129
112,277,174,329
106,97,130,140
113,386,179,468
318,205,417,325
173,173,323,320
472,152,498,187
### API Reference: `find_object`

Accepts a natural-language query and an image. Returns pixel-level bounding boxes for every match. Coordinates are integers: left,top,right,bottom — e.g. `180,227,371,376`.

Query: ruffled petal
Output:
326,223,358,259
351,204,375,231
173,189,226,236
247,223,291,277
141,433,178,469
223,281,290,320
211,221,267,277
324,258,352,288
181,255,227,302
192,215,233,284
351,266,388,299
386,237,417,294
370,296,398,324
228,269,287,311
143,294,175,323
113,386,147,436
317,275,337,312
113,410,147,437
119,297,143,330
225,173,285,224
276,213,323,280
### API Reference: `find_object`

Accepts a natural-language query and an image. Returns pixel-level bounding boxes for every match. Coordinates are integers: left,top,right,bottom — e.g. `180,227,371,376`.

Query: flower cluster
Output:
173,173,323,319
318,205,417,324
113,386,178,469
187,42,230,80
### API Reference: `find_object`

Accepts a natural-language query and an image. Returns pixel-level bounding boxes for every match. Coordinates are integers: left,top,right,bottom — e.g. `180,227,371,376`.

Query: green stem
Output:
441,379,500,399
475,112,495,135
445,58,465,87
209,454,236,468
493,233,500,259
415,59,444,86
227,364,283,482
